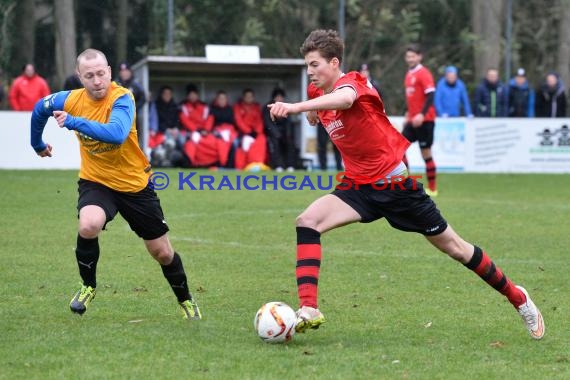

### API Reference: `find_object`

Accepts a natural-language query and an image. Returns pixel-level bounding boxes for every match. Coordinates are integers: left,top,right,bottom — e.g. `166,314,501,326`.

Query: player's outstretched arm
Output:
30,91,70,155
268,87,356,120
56,94,134,145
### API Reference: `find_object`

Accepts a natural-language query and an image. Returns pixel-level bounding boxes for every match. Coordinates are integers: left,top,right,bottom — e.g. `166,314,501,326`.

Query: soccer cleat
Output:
516,286,545,340
295,306,326,333
425,188,438,197
179,299,202,320
69,285,96,315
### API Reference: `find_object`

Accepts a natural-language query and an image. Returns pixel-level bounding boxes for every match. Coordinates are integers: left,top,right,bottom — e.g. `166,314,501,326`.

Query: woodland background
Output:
1,0,570,112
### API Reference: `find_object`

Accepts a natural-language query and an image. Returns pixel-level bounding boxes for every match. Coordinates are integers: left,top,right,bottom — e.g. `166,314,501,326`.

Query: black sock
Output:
161,252,191,303
76,235,100,288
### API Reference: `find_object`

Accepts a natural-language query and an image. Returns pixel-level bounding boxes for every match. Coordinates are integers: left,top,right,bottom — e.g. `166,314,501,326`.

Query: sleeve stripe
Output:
334,84,358,96
424,87,435,94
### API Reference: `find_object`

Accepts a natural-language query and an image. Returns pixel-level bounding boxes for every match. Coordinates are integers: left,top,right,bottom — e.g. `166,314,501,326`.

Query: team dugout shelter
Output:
131,45,315,163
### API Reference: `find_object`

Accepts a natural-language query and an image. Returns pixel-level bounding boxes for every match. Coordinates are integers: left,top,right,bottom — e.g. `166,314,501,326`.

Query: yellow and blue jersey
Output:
31,82,150,192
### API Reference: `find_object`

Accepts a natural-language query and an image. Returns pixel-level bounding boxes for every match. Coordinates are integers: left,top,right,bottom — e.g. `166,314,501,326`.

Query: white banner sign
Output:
2,111,570,173
465,118,570,173
300,116,570,173
394,117,466,172
205,45,260,64
0,111,80,169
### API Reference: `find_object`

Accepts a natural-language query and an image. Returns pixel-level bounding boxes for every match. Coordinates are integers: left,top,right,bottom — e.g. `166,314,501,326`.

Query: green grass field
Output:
1,170,568,380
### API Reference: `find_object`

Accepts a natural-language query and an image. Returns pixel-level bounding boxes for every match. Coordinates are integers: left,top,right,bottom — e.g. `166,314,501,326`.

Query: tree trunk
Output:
116,0,128,64
0,2,17,71
54,0,77,90
557,0,570,88
471,0,505,81
11,0,35,78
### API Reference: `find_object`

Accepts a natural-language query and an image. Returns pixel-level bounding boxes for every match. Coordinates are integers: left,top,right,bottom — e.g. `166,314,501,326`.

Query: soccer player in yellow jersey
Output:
30,49,201,320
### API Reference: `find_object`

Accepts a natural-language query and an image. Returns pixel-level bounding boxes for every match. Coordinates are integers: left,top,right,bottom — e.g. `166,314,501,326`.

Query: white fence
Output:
2,110,570,173
0,111,80,169
395,117,570,173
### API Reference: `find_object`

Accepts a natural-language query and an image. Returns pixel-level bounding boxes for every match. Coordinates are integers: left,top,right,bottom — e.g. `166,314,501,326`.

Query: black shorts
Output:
332,177,447,236
77,179,169,240
402,121,435,148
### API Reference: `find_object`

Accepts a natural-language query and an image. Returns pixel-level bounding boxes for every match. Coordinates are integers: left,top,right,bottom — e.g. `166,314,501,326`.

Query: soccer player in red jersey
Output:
403,44,438,196
268,30,544,340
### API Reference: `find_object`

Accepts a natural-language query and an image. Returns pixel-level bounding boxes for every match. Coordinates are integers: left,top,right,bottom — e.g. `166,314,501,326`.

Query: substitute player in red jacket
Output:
180,85,229,167
403,44,438,196
268,29,544,340
233,89,267,169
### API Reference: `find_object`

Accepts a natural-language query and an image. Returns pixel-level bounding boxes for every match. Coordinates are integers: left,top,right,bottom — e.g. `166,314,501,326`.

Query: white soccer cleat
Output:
295,306,326,333
516,286,545,340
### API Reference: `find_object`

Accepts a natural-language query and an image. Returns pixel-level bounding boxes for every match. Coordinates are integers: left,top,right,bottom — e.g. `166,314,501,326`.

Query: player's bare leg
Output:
295,194,361,332
145,234,201,320
70,205,106,314
426,225,544,339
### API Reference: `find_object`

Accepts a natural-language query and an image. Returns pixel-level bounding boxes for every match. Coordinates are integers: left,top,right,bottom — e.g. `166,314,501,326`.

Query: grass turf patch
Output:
0,170,568,379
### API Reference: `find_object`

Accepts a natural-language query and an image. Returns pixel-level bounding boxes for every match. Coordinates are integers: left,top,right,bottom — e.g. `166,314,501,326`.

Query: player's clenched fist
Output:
267,102,299,121
53,110,69,128
37,143,53,157
306,111,319,126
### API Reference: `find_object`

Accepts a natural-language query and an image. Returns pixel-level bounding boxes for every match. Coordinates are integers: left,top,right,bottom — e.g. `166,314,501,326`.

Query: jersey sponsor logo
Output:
324,119,345,140
77,131,95,142
43,94,56,109
89,144,120,155
77,131,120,155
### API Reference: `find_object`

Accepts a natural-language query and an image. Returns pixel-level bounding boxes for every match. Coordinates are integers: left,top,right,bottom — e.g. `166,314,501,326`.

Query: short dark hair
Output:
406,43,422,54
271,87,286,99
300,29,344,64
186,83,198,94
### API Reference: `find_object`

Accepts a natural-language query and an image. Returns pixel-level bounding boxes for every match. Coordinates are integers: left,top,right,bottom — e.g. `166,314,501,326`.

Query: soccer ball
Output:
254,302,297,343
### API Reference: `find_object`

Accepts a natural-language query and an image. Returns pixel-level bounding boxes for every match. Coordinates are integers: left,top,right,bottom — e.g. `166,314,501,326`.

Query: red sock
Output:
424,157,437,191
296,227,321,308
465,246,526,307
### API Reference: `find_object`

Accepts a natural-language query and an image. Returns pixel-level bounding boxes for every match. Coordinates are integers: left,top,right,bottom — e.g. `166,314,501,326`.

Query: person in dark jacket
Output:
535,72,567,117
116,62,146,147
474,68,508,117
207,91,239,167
150,86,185,167
507,68,534,117
116,62,146,110
154,86,180,133
63,73,83,90
359,63,383,98
263,88,296,171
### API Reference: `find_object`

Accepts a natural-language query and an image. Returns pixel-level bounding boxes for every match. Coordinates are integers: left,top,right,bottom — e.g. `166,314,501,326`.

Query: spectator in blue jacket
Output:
474,68,508,117
507,68,535,117
434,65,473,117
